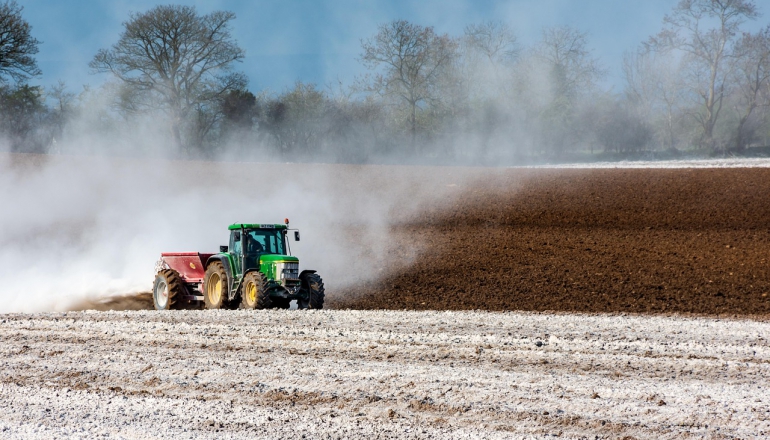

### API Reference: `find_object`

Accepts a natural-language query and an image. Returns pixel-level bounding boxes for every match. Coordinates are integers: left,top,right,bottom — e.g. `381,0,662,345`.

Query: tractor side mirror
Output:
294,231,300,241
219,245,228,252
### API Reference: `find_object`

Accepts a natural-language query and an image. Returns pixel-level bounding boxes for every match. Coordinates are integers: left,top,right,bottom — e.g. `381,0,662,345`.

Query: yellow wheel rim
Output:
208,273,222,304
247,282,257,305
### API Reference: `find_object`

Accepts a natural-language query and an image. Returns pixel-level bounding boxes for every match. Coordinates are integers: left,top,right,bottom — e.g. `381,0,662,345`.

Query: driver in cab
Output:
244,235,264,255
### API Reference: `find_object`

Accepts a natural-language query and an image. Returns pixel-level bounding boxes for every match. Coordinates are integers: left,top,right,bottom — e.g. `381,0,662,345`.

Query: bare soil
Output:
335,168,770,316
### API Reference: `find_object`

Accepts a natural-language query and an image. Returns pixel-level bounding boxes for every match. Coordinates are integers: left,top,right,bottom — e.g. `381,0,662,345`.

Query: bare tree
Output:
535,26,604,100
459,21,518,99
623,51,657,119
654,58,689,150
623,50,688,149
446,22,519,158
0,84,46,151
596,99,653,153
731,25,770,149
90,5,245,154
221,89,257,133
46,80,75,149
647,0,759,150
464,21,518,68
0,1,40,83
360,20,457,148
261,82,329,156
532,26,604,153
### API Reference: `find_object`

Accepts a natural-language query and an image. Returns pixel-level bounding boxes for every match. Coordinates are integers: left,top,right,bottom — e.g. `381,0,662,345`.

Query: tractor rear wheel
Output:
204,262,228,309
298,273,325,309
240,271,271,309
153,269,184,310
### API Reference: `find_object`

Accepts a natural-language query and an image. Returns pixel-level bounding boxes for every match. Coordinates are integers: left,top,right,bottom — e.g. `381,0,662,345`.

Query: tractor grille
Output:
280,262,300,281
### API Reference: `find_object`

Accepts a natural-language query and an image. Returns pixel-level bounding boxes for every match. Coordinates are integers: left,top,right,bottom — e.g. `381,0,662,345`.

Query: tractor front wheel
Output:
298,273,325,310
204,262,228,309
153,269,184,310
240,271,271,309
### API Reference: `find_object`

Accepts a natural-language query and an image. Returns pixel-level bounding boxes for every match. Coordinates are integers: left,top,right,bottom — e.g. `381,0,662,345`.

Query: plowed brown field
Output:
335,168,770,316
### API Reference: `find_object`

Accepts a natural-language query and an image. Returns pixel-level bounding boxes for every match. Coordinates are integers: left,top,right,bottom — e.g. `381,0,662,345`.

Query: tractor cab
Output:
230,226,287,260
228,224,290,276
223,223,300,289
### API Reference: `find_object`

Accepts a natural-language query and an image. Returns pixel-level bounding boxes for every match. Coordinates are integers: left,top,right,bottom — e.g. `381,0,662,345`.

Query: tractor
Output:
152,220,324,310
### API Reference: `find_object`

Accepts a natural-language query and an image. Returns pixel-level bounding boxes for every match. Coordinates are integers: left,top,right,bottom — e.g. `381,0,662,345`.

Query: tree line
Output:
1,0,769,163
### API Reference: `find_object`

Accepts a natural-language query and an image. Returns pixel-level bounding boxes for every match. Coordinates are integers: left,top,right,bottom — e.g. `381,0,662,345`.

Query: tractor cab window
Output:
230,231,242,255
245,229,285,255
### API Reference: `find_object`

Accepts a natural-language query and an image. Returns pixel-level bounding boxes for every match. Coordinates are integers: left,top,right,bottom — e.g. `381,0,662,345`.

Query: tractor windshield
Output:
244,229,286,255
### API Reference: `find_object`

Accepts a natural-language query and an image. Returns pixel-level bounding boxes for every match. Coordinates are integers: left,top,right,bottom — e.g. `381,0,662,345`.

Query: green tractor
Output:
152,220,324,310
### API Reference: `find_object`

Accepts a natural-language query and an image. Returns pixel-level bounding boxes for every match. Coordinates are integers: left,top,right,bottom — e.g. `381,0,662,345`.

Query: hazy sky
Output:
21,0,769,94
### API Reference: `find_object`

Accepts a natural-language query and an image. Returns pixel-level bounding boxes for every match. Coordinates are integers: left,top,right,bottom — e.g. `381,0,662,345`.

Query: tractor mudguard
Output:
299,269,317,278
299,270,317,290
243,268,261,277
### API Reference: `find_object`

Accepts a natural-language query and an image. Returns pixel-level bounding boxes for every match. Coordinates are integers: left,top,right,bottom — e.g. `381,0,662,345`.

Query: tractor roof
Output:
228,223,287,230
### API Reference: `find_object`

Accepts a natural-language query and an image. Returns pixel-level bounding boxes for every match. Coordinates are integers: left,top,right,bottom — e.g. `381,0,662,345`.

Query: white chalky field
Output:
0,309,768,439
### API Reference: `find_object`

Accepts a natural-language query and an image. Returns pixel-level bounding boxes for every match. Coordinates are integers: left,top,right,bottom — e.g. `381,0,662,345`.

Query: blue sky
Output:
20,0,769,95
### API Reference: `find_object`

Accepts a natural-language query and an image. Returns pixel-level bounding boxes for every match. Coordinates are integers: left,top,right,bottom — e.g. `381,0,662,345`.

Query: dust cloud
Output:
0,147,488,313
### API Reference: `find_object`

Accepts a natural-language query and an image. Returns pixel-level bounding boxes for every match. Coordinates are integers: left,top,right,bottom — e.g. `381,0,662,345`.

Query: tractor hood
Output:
259,254,298,264
259,254,300,285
